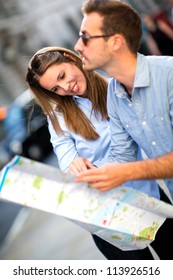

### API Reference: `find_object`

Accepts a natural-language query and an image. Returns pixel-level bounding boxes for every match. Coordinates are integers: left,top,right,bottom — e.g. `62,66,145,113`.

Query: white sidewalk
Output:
0,207,105,260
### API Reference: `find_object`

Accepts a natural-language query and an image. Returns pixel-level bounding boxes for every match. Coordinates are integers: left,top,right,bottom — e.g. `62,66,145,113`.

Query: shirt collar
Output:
134,53,150,88
113,53,150,97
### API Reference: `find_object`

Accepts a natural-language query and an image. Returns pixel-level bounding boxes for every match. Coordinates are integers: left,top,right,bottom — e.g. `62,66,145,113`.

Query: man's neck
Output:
106,52,137,95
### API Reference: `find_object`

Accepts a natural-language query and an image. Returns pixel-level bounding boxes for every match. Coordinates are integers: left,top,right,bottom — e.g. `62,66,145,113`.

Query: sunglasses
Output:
79,31,114,46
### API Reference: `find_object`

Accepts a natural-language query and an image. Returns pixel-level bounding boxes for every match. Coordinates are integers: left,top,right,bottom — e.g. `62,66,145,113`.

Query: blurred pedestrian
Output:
142,13,173,55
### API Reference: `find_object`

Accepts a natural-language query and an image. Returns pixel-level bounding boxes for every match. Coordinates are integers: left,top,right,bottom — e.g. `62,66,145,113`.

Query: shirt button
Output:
152,141,156,146
160,117,164,121
126,124,129,128
129,103,132,107
142,121,146,126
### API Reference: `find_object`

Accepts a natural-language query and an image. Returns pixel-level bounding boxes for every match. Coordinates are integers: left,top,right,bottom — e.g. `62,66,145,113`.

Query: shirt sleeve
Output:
168,67,173,127
47,115,78,173
93,79,138,167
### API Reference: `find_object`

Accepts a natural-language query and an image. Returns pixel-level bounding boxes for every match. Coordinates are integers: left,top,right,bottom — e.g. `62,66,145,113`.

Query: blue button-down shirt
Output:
94,53,173,199
48,96,110,173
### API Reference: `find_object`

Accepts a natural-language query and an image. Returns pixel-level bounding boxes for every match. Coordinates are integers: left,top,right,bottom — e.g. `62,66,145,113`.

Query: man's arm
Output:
75,152,173,192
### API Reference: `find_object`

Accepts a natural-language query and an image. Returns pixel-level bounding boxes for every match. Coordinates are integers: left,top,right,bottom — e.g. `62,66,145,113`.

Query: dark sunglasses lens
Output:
80,33,87,46
83,37,87,46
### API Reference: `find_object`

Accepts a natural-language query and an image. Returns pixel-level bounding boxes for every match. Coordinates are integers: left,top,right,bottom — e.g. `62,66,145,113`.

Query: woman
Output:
26,46,160,260
26,46,110,175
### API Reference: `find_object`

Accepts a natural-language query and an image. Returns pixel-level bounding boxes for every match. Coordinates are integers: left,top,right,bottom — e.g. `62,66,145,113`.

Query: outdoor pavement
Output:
0,206,106,260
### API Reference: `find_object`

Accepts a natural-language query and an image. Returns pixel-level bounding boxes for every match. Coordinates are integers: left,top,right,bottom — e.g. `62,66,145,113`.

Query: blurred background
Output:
0,0,173,260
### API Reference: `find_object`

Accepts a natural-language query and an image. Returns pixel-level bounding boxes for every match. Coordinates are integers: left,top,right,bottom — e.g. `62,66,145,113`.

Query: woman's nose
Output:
59,81,70,92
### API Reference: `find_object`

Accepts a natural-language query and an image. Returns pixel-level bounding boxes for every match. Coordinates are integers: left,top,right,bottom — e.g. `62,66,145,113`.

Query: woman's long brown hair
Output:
26,46,108,140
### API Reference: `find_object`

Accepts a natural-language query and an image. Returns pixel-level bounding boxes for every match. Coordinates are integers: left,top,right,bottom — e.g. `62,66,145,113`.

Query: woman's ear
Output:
63,52,76,62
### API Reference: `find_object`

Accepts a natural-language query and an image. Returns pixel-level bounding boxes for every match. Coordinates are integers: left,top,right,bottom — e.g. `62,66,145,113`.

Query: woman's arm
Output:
48,117,78,173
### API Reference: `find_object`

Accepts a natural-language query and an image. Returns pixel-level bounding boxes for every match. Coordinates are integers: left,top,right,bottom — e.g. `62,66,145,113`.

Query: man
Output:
74,0,173,259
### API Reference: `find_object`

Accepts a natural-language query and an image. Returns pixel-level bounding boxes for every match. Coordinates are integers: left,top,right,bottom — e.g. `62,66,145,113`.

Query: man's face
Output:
75,12,113,72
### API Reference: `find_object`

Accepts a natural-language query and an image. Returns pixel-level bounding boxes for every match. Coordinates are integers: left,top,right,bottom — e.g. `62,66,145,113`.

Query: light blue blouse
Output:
48,96,110,173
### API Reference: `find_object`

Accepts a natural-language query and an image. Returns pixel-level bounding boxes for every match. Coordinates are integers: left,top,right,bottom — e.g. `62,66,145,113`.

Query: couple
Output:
26,0,173,260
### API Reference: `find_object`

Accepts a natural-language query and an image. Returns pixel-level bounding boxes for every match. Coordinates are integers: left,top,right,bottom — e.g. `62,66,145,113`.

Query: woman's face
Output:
39,62,88,97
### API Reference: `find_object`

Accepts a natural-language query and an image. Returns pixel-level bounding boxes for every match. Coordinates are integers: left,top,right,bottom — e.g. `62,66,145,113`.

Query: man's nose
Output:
74,38,82,53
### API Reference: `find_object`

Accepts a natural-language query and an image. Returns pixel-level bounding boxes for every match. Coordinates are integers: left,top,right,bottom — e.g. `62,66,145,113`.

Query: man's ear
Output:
112,34,125,50
63,52,76,62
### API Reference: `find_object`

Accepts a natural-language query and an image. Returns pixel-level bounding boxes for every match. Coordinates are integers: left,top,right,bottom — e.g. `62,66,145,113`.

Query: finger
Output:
68,162,83,175
68,166,80,175
75,173,105,183
79,161,89,172
74,158,89,172
88,182,116,192
76,168,100,176
85,160,96,169
87,181,109,189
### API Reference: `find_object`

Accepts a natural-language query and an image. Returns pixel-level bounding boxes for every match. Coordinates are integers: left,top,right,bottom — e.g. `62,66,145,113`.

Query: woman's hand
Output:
68,157,96,175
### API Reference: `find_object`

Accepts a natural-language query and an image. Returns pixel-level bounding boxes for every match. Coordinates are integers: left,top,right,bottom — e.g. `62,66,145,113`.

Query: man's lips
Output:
78,53,86,62
81,56,86,62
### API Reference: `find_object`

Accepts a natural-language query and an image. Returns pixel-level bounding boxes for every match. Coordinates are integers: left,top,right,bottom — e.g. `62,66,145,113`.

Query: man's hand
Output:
74,151,173,192
74,162,133,192
68,157,96,175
